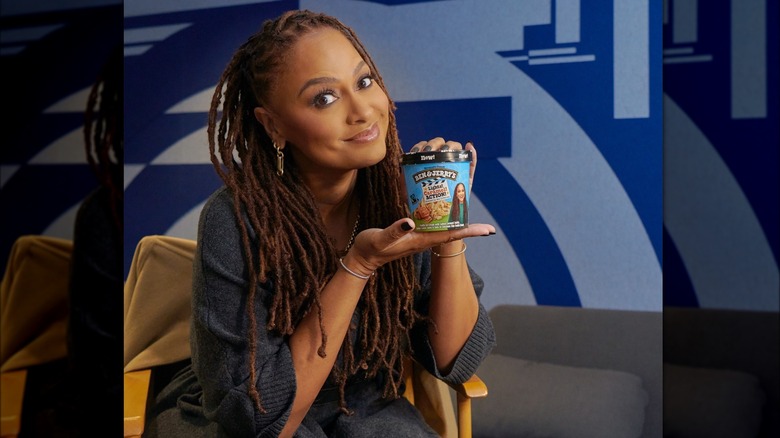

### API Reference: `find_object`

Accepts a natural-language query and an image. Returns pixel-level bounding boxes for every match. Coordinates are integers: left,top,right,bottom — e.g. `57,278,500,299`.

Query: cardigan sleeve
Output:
190,187,295,438
409,250,497,384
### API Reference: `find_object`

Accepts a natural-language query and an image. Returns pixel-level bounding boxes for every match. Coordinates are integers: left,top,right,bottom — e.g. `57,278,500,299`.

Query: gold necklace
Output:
344,213,360,253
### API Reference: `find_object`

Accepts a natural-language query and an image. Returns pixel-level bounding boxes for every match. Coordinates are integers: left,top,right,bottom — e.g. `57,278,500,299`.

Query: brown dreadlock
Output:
84,43,123,232
207,10,422,413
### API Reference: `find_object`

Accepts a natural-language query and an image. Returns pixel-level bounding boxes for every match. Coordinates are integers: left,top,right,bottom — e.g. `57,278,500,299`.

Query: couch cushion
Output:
472,353,648,438
663,363,765,438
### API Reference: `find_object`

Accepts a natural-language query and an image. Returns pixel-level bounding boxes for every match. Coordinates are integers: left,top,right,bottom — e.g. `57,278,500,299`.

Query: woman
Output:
448,182,469,226
147,9,496,437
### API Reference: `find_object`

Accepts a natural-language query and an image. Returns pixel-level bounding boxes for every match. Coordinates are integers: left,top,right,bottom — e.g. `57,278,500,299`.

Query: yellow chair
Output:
0,369,27,438
0,235,73,438
123,235,486,438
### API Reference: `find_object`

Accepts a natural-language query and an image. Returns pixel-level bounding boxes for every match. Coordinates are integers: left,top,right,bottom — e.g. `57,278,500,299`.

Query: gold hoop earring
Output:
274,142,284,176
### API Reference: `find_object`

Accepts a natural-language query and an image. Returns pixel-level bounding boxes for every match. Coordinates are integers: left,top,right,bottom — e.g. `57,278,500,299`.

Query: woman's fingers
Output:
465,141,477,192
409,137,463,153
441,140,462,151
351,220,496,269
426,222,495,243
349,219,415,267
380,218,417,249
409,140,427,153
423,137,445,151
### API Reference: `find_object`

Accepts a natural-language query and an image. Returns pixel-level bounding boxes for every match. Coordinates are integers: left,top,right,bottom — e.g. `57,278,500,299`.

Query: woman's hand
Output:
409,137,478,195
343,218,495,276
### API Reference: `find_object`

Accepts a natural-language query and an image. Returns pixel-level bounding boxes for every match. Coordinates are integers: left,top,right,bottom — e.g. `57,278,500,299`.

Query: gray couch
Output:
663,307,778,438
472,304,662,438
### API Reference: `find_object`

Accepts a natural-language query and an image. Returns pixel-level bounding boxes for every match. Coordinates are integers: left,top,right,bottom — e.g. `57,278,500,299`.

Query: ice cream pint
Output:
401,150,472,232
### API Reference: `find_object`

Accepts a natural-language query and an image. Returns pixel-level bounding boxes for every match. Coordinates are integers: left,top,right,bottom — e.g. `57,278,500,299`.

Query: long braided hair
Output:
207,10,421,413
84,43,123,233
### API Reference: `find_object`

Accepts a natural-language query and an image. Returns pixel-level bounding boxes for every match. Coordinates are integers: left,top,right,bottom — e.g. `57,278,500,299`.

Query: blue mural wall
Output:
663,0,778,311
122,0,663,311
0,1,122,274
0,0,666,312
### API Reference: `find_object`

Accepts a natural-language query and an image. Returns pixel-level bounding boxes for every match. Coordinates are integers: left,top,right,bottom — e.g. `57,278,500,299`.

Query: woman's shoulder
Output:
197,185,260,243
201,185,234,214
197,186,240,237
199,186,244,226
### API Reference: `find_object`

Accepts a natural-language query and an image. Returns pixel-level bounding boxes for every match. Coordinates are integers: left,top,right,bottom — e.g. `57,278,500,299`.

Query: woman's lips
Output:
345,123,379,142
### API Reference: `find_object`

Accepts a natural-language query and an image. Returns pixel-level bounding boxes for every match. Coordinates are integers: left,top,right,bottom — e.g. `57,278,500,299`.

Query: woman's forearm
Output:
427,239,480,374
279,256,368,438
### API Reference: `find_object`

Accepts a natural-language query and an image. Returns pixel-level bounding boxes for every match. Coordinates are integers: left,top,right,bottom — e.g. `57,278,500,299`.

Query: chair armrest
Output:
124,369,151,438
1,369,27,438
446,375,487,438
446,374,488,399
401,355,488,438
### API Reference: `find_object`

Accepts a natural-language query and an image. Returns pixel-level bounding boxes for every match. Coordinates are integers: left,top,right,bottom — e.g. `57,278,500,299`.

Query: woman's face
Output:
256,27,389,176
456,184,466,202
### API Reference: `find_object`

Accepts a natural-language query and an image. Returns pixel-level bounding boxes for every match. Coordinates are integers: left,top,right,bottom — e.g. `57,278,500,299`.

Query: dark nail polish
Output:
401,222,413,231
466,140,474,146
489,231,496,235
410,146,420,153
440,144,450,151
423,145,433,151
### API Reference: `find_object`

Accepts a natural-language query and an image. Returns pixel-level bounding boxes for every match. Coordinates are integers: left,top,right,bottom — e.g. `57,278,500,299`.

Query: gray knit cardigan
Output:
144,186,496,437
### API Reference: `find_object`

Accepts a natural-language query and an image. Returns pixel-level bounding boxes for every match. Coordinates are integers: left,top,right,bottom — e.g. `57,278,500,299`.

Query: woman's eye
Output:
358,75,373,89
313,92,337,108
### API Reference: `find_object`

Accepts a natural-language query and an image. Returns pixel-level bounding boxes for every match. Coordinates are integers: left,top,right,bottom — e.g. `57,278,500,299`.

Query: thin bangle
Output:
338,257,374,280
431,242,467,258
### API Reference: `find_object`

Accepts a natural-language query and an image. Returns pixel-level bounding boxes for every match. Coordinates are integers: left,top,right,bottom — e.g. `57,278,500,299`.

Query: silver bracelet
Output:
431,242,467,258
338,257,374,280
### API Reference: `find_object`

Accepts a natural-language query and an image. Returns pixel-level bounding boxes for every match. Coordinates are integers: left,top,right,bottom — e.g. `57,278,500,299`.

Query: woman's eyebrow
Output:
297,61,367,97
352,60,366,77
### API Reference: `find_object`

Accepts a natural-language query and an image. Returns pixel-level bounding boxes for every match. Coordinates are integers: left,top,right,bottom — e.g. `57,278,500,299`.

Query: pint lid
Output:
400,150,472,165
